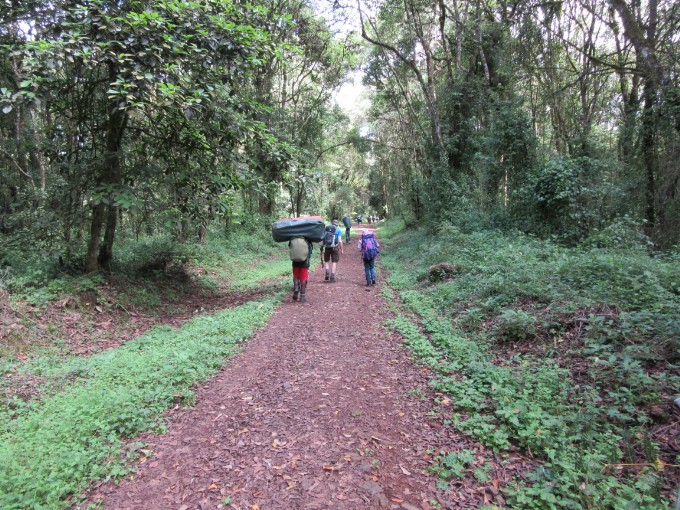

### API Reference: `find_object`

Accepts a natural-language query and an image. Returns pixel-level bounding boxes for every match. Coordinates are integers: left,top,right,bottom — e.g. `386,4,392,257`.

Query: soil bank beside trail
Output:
85,231,475,510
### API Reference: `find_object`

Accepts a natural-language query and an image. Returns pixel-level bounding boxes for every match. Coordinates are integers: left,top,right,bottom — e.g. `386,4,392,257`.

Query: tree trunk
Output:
640,84,657,233
295,184,304,217
85,202,106,273
224,210,233,237
179,219,190,244
28,107,46,193
358,0,446,167
610,0,663,234
98,203,118,271
85,63,127,272
613,18,640,163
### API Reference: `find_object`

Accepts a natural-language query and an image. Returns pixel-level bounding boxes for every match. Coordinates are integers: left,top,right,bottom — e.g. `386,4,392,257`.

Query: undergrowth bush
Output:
582,215,655,252
14,274,104,306
114,235,191,273
379,221,678,509
2,220,292,305
556,249,673,310
189,226,293,288
491,309,538,341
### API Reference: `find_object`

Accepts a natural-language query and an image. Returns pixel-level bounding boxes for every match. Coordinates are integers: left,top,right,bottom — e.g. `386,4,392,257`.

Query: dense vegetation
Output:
1,0,678,508
380,218,678,508
1,0,364,273
359,0,679,248
2,0,679,263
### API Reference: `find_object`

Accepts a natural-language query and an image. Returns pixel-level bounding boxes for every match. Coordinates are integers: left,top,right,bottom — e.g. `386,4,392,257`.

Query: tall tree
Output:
5,0,276,270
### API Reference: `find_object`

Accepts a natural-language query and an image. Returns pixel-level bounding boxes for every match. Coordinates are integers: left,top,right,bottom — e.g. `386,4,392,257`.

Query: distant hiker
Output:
358,228,380,286
321,219,344,282
342,214,352,244
289,237,313,303
356,214,363,225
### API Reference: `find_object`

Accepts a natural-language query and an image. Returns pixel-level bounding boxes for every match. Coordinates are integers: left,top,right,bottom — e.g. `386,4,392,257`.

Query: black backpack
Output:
323,225,338,248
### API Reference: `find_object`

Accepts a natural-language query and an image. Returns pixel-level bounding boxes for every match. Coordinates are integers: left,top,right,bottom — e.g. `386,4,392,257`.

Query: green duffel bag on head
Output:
272,217,325,242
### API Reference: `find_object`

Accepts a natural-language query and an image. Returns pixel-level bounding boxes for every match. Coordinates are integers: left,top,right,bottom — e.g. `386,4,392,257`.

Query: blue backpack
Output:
361,233,379,260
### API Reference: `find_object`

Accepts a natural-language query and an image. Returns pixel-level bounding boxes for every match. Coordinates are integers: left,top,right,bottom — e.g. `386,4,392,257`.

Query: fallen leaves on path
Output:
82,242,506,509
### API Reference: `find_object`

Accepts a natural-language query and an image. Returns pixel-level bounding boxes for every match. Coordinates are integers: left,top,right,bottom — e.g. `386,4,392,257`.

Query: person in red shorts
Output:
289,237,314,303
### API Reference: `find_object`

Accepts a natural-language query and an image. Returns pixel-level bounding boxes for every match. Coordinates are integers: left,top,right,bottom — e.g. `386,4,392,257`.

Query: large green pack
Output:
289,237,308,262
272,217,325,242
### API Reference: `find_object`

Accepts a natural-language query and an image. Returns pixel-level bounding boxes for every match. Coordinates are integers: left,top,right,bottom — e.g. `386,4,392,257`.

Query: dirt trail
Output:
85,230,474,510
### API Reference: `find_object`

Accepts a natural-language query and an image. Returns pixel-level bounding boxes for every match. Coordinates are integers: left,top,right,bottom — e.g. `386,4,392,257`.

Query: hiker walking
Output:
358,229,380,286
321,219,344,282
342,214,352,244
289,237,313,303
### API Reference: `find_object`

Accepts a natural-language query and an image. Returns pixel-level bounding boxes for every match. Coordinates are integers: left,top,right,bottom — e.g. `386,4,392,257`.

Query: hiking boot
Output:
293,290,298,301
324,271,330,281
372,279,376,285
330,273,336,282
366,282,371,287
300,293,306,303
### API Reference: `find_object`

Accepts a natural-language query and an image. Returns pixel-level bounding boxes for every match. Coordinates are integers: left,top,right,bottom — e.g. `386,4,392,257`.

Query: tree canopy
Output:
1,0,679,263
356,0,679,246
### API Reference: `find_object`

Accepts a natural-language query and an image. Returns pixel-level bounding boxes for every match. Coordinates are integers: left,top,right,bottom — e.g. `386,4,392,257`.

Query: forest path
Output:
85,228,470,510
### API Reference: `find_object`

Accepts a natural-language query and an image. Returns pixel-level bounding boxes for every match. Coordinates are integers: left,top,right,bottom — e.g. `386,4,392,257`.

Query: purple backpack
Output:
361,233,379,260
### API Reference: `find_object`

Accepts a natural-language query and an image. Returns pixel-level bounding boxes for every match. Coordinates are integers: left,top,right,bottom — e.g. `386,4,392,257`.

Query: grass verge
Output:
378,218,679,509
0,296,277,510
190,229,318,290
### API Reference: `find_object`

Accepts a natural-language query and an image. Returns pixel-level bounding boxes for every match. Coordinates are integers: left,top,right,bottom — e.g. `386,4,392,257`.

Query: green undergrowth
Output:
1,225,292,307
0,226,293,366
0,296,277,510
190,229,298,290
378,218,679,509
